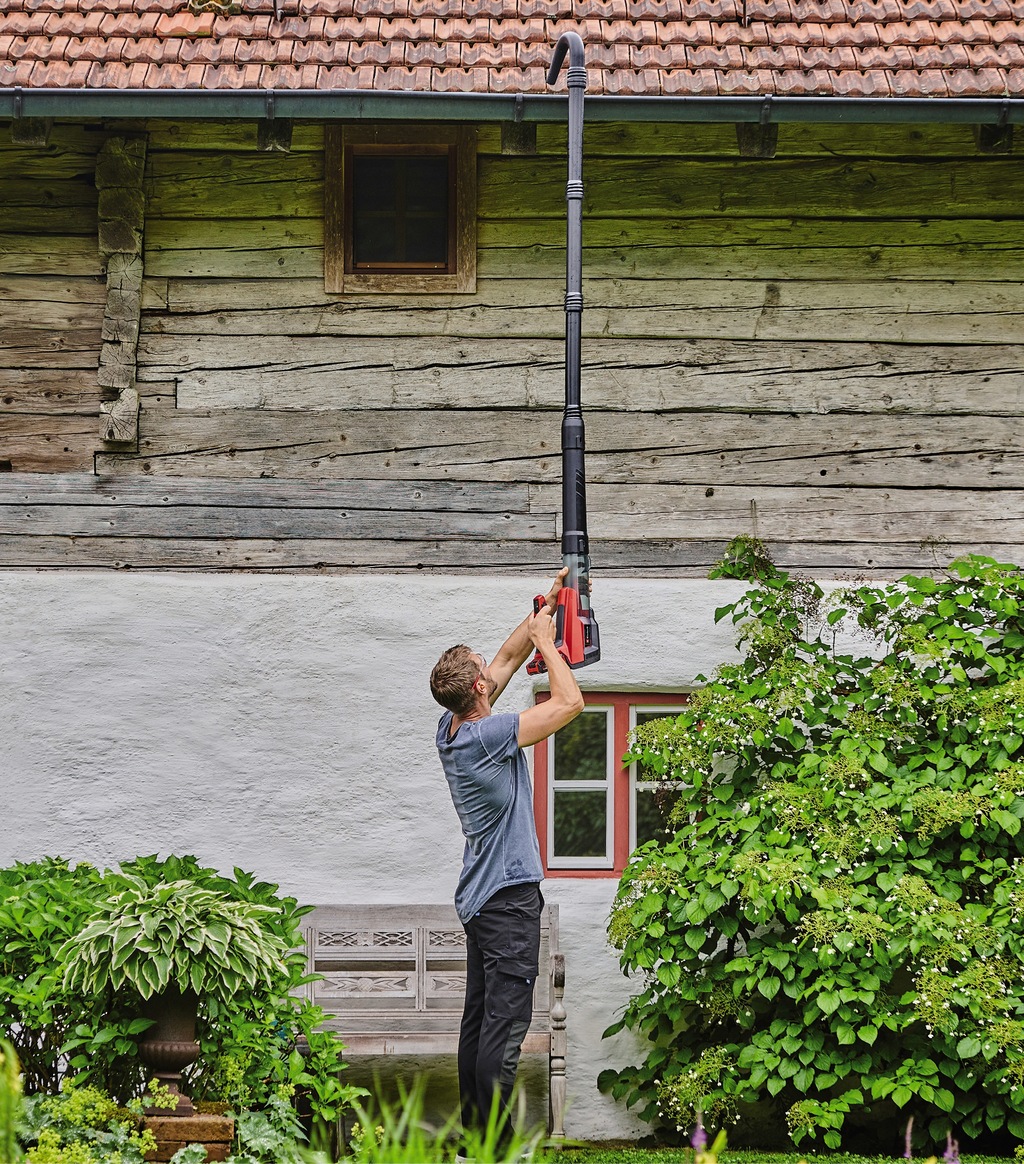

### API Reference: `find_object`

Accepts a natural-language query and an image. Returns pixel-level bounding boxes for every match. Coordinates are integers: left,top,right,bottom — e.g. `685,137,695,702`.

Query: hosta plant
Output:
601,552,1024,1154
59,874,289,1002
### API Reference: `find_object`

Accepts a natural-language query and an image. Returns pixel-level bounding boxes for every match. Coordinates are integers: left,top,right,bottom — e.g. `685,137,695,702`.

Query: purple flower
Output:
904,1116,914,1159
691,1114,707,1152
943,1132,960,1164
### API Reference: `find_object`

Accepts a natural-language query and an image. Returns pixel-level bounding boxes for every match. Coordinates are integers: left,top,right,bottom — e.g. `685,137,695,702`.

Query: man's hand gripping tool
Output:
526,569,601,675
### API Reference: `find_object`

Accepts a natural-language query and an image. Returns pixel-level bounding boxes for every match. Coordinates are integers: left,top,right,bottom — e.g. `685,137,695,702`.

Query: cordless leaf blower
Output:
528,32,601,675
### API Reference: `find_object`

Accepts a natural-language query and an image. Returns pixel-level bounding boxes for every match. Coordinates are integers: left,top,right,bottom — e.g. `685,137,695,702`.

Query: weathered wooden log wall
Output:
0,124,108,473
2,118,1023,574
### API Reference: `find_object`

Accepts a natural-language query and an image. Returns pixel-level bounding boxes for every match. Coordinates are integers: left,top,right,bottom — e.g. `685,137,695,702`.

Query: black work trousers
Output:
458,882,543,1140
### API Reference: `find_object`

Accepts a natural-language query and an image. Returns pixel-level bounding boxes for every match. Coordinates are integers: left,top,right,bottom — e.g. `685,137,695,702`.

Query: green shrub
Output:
1,1037,24,1162
0,859,132,1097
1,854,363,1139
602,553,1024,1152
18,1084,156,1164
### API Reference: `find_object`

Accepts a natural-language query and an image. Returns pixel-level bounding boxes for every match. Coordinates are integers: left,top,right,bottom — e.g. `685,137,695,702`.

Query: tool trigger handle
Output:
532,594,546,615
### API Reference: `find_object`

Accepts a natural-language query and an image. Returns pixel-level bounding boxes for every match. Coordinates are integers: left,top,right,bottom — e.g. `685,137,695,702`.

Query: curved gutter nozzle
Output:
546,31,586,87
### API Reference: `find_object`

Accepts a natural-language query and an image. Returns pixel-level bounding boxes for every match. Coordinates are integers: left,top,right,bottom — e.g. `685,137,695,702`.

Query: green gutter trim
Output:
0,87,1022,124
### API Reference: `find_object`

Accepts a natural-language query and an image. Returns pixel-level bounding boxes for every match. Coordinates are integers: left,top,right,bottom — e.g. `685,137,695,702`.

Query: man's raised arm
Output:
516,608,584,747
486,567,568,704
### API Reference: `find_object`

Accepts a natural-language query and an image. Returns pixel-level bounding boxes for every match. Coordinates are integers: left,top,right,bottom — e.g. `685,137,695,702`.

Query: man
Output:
429,568,585,1147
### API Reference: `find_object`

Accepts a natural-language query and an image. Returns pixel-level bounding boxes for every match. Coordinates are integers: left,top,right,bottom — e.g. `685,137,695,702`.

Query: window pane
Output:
553,711,607,782
635,786,672,847
353,156,399,213
351,153,449,268
553,790,607,858
633,709,683,780
404,158,449,215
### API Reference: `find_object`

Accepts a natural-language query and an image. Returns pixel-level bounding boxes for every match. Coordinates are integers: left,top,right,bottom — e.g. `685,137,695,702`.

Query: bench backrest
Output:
304,904,559,1038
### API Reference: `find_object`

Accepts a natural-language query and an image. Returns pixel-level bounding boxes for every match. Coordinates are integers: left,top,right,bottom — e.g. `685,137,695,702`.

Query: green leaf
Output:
892,1085,913,1108
817,991,841,1016
656,962,681,988
758,976,780,1000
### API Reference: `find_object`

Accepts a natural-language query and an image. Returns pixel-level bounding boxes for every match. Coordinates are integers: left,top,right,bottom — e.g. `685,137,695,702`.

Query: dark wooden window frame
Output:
533,691,689,878
325,124,477,295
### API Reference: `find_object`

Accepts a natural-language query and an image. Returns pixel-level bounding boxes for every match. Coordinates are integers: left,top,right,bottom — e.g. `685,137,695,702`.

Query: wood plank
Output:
535,122,988,160
145,152,323,219
532,483,1024,543
0,235,104,277
3,300,106,331
136,120,976,161
477,217,1024,282
0,207,98,234
0,276,106,306
95,409,1024,488
0,127,105,175
0,414,98,472
0,533,1014,576
139,335,1024,416
141,152,1024,223
0,371,100,415
145,217,323,278
1,179,98,211
144,120,500,154
142,214,1024,283
0,504,553,540
147,277,1024,344
480,157,1024,219
0,473,528,513
0,328,103,368
145,122,324,153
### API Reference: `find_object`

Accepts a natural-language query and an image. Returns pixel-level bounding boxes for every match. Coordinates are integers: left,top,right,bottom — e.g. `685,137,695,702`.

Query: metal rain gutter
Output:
0,87,1023,125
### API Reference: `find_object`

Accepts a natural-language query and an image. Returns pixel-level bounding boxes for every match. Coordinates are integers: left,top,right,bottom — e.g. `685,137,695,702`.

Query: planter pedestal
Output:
143,1114,234,1163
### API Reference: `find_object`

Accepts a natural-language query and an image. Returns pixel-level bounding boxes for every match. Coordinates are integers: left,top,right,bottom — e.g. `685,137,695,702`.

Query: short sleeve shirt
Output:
436,710,544,923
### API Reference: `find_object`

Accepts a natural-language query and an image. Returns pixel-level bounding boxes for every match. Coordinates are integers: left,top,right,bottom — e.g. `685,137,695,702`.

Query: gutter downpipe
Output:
0,88,1022,125
548,32,600,668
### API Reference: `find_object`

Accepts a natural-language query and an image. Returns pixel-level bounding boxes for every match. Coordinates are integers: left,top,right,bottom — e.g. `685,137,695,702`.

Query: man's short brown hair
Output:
430,644,480,717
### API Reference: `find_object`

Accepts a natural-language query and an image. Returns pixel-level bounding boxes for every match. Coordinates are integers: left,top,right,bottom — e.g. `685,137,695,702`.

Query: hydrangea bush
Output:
601,552,1024,1152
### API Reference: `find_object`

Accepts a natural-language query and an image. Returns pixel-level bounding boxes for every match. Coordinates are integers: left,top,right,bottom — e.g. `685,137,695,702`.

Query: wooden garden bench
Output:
301,903,567,1137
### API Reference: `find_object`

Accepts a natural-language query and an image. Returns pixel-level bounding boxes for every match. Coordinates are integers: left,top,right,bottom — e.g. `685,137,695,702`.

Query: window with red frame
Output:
532,692,688,877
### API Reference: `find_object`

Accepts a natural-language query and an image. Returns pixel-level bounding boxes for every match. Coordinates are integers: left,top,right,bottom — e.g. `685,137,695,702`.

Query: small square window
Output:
325,126,476,294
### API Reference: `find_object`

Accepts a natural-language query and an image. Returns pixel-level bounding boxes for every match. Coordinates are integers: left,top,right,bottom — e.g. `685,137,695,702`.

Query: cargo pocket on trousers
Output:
490,962,537,1022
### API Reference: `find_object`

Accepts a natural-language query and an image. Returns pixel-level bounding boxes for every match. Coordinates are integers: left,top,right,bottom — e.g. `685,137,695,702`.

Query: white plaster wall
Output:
0,571,753,1139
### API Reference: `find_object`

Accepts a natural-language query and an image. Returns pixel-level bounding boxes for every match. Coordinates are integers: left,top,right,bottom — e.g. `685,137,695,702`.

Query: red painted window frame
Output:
532,691,687,878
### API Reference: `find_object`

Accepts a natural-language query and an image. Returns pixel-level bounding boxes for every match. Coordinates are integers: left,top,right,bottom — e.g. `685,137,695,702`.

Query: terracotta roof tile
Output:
319,63,377,86
292,39,345,64
487,64,542,89
830,67,893,94
0,0,1020,98
602,19,660,43
899,0,959,17
625,0,684,16
660,20,713,42
491,18,553,41
432,66,481,88
462,41,518,66
662,66,718,92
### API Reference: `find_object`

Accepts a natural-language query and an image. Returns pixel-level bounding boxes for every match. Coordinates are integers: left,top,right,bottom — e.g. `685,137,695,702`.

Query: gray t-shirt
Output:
436,710,544,923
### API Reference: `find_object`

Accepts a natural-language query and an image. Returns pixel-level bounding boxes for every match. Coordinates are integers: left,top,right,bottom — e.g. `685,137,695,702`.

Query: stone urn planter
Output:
138,984,200,1117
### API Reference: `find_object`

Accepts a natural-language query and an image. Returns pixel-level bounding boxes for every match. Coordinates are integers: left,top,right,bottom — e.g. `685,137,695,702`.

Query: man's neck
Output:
450,697,492,737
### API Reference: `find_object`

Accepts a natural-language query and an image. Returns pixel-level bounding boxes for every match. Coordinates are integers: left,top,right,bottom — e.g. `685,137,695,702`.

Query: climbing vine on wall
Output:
601,552,1024,1152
